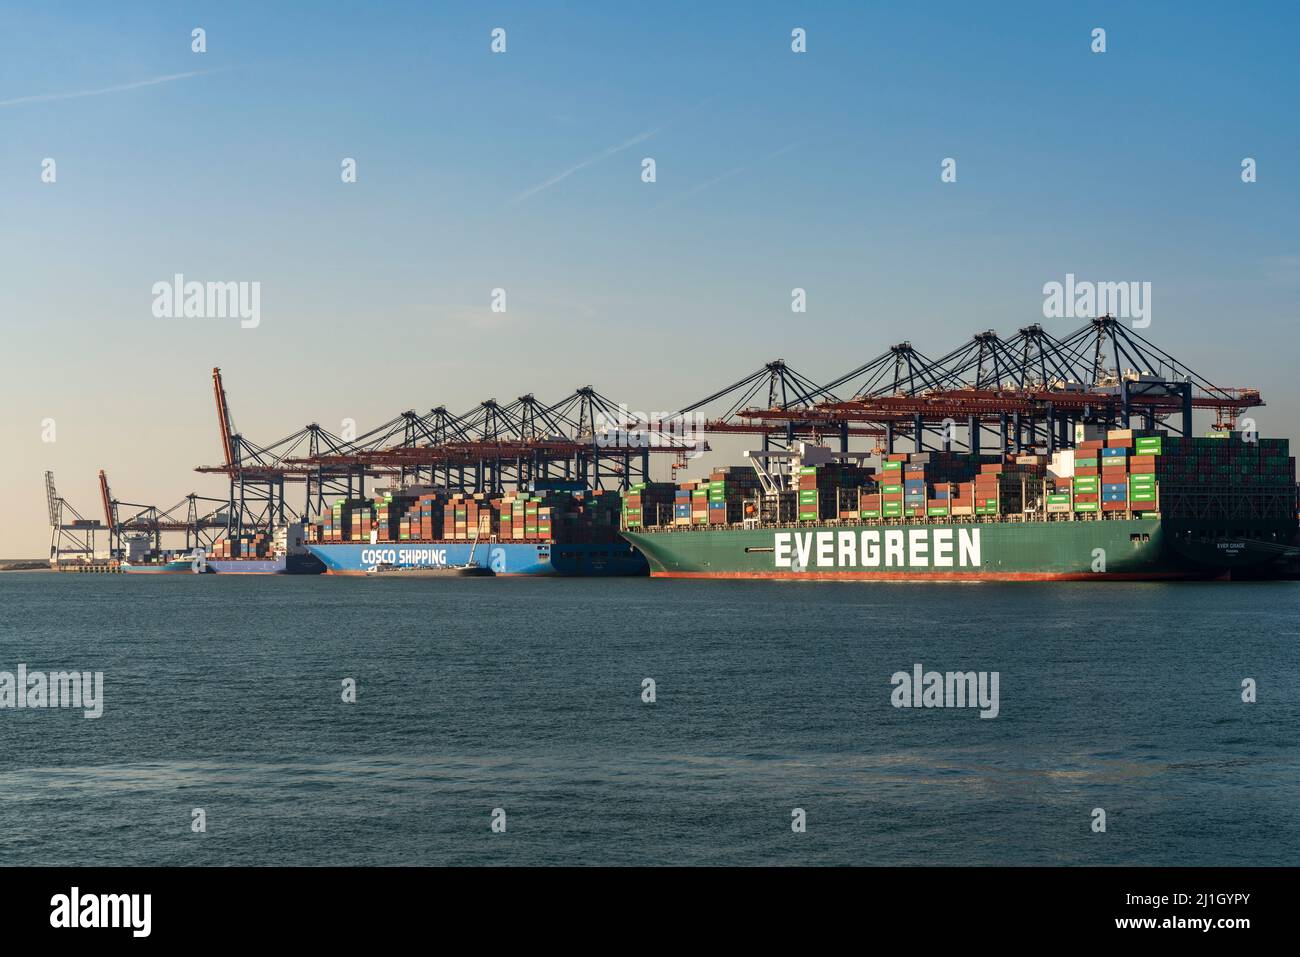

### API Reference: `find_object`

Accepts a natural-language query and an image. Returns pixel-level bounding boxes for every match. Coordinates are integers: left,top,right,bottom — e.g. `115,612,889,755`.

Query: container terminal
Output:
45,317,1300,579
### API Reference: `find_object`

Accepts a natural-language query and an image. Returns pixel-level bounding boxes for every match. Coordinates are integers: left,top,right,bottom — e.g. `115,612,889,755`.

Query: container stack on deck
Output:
709,466,763,524
615,427,1288,531
439,492,493,540
1154,434,1295,519
306,487,628,545
304,429,1296,548
795,463,869,521
374,490,419,540
623,482,676,529
398,493,444,541
858,451,991,519
210,530,273,559
1041,429,1164,515
310,498,373,543
574,490,625,540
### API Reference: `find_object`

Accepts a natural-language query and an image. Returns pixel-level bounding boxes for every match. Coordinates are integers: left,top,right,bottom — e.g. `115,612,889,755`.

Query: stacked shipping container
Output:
209,531,273,559
305,488,626,545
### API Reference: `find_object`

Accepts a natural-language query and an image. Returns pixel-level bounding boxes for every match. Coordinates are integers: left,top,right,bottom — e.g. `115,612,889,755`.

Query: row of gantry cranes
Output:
48,316,1262,565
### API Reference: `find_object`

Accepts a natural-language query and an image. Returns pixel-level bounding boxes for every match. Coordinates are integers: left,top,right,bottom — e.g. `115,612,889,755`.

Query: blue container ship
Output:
305,540,646,576
303,483,649,576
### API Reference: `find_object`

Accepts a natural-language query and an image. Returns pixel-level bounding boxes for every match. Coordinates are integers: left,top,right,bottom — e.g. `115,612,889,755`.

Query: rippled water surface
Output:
1,573,1296,865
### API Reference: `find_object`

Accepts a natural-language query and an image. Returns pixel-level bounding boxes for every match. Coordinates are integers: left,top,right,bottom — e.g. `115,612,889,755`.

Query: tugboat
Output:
118,534,206,574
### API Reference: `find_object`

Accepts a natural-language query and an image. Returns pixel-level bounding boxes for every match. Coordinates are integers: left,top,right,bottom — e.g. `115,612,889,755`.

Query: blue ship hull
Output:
306,541,648,576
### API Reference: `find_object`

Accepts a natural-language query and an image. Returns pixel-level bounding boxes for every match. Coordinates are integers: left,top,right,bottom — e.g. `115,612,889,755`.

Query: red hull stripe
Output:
324,570,533,577
648,570,1203,581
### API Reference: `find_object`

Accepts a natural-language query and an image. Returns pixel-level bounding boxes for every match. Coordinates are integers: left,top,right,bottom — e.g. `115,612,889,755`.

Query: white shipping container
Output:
1048,450,1076,479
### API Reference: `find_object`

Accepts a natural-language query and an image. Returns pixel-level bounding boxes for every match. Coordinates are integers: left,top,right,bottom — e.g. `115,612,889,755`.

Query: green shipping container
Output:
1074,502,1099,512
881,461,902,472
927,507,949,516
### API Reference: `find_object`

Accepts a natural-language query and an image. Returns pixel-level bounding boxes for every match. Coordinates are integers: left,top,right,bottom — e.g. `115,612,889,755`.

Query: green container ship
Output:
624,516,1296,580
621,431,1299,582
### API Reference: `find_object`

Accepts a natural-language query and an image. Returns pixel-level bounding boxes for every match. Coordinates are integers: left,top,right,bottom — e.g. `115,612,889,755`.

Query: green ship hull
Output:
623,517,1296,581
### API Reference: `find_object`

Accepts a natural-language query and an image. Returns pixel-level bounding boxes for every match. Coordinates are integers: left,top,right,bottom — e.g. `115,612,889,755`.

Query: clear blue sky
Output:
2,1,1297,553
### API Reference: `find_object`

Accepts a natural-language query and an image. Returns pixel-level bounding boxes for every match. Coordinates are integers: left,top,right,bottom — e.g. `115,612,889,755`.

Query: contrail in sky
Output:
657,141,802,207
0,68,228,108
512,95,716,204
513,127,661,204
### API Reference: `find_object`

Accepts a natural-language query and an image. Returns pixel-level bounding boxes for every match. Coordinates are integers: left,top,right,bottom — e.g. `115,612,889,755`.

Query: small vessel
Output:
365,538,494,577
366,563,493,578
119,555,201,574
118,533,206,574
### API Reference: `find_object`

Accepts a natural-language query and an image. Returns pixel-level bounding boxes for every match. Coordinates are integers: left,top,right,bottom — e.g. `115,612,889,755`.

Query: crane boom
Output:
45,471,60,526
212,367,237,470
98,469,117,530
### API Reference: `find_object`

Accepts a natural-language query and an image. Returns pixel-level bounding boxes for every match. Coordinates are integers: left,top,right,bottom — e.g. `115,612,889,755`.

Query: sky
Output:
1,1,1297,555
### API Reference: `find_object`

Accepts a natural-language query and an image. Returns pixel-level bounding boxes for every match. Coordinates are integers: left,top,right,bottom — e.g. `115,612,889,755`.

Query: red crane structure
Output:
188,318,1261,537
736,318,1260,456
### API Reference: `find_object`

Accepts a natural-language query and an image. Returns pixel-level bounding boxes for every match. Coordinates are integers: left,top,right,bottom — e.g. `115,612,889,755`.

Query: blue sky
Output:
2,1,1297,553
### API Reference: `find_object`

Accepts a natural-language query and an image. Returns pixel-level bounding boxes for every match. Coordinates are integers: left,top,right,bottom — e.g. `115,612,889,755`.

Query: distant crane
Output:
45,471,107,566
97,469,229,556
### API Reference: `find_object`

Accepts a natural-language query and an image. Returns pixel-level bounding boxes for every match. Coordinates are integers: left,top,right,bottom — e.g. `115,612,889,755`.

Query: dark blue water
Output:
0,573,1296,865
